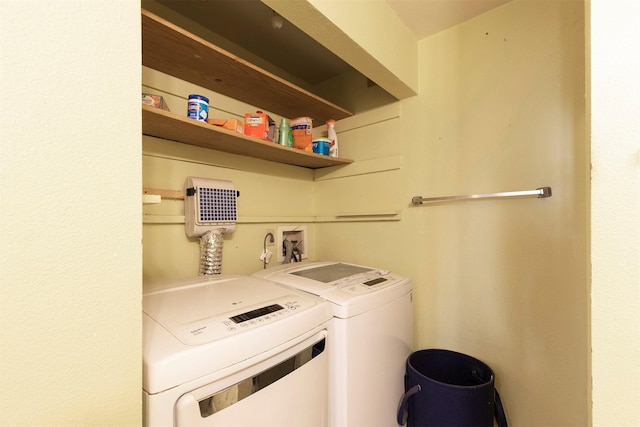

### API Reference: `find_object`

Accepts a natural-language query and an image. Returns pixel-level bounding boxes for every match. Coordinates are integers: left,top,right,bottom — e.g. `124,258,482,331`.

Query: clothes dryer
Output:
143,274,332,427
253,261,413,427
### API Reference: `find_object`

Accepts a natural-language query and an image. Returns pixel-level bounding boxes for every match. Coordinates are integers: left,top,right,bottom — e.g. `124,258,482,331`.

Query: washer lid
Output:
290,263,372,283
252,261,412,314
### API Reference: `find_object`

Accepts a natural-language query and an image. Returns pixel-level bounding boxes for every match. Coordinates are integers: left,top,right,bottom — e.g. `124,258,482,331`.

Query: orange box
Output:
244,111,275,141
290,117,313,149
208,118,243,134
142,93,170,111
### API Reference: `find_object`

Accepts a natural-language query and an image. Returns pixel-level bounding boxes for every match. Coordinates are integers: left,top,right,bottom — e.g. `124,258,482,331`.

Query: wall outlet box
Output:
277,225,308,263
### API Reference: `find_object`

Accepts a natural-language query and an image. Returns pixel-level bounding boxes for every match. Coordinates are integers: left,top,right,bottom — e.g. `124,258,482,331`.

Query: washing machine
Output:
143,274,333,427
253,261,413,427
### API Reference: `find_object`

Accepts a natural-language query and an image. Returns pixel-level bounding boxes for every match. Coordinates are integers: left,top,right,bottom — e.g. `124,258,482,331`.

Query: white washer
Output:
143,274,333,427
253,261,413,427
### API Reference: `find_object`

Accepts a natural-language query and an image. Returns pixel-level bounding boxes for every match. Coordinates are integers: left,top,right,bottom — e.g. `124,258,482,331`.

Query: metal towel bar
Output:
411,187,552,205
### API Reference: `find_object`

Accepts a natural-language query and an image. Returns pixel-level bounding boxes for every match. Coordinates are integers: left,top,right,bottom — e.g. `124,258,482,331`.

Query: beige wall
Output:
316,1,589,425
143,1,589,425
0,0,142,426
2,0,638,426
142,67,322,281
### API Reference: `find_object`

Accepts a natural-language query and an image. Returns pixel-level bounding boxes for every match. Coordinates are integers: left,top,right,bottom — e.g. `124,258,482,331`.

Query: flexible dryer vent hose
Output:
199,230,224,275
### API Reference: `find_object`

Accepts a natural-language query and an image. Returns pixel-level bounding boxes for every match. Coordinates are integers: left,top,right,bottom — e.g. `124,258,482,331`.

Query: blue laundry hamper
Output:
397,349,507,427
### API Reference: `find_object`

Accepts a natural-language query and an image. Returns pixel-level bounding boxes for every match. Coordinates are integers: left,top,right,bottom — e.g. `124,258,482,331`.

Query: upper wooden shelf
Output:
142,9,353,125
142,105,353,169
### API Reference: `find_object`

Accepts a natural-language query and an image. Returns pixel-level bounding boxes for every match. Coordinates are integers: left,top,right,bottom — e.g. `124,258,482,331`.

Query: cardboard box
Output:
208,118,243,134
244,111,275,141
142,93,170,111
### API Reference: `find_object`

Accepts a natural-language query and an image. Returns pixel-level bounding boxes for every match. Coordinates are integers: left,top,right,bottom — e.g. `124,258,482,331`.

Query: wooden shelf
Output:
142,105,353,169
142,9,353,125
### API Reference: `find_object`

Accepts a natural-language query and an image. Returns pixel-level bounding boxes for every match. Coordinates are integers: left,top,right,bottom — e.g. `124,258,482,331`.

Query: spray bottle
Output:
326,119,338,157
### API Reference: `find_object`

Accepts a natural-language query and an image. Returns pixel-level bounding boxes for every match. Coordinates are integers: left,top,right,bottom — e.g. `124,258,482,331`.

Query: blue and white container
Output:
312,138,331,155
187,94,209,122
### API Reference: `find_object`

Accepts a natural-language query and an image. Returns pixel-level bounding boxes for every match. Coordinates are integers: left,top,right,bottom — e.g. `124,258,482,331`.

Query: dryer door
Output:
174,331,328,427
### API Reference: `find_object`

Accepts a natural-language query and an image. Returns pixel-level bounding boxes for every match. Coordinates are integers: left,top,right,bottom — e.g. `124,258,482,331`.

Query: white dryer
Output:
253,261,413,427
143,274,332,427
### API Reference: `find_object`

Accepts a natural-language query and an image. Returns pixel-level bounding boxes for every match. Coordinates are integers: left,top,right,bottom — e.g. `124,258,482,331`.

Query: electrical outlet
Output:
277,225,308,263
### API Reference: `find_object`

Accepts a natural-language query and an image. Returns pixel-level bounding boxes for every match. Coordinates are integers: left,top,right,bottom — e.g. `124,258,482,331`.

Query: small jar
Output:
187,94,209,122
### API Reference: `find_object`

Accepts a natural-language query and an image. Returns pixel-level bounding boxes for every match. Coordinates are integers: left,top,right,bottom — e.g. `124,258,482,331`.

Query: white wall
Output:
0,1,142,425
590,0,640,424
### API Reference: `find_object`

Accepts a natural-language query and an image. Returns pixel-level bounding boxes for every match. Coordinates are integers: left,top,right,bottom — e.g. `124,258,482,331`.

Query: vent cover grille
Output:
184,177,238,237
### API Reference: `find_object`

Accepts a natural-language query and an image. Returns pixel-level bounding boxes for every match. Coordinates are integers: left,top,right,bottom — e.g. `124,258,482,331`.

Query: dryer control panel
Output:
156,296,308,346
220,299,303,332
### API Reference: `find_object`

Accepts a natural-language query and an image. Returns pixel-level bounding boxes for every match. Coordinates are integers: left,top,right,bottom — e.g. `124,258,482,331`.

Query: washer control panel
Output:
334,270,403,295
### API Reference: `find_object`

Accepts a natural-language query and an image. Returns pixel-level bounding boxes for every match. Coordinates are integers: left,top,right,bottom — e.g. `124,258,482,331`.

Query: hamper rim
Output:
407,348,495,389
